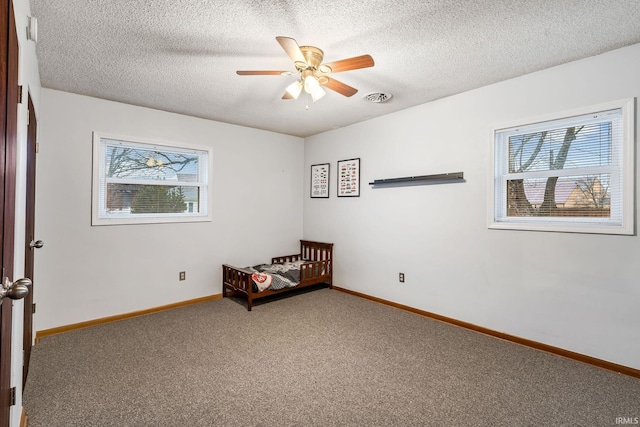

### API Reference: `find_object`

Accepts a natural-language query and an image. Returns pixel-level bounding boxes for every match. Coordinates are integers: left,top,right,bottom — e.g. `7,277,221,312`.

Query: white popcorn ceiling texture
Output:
30,0,640,137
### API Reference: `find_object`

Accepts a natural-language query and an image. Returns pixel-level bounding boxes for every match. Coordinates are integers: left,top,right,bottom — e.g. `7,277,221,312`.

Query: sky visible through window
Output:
508,122,612,174
105,140,199,182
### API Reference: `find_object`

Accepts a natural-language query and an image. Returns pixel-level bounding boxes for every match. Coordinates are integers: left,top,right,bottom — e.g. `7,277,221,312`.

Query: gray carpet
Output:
23,288,640,426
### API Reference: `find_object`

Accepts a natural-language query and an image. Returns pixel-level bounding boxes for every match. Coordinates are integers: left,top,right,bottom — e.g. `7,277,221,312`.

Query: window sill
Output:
488,220,633,235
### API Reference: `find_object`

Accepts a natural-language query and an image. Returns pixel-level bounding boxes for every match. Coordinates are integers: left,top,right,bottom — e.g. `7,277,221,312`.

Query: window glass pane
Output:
506,174,610,218
491,100,633,234
105,142,200,182
508,122,612,174
93,133,211,225
106,184,200,215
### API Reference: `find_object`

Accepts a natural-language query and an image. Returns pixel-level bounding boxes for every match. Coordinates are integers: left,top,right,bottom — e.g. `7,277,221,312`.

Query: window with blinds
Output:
490,99,635,234
92,133,212,225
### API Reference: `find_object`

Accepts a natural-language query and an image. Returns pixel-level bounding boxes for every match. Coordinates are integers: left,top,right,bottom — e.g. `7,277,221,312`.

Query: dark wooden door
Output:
0,0,8,421
23,95,37,385
0,0,19,424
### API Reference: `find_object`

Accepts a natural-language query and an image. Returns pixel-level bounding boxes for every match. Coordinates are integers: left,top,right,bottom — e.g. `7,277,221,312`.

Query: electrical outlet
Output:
179,271,186,281
399,272,405,283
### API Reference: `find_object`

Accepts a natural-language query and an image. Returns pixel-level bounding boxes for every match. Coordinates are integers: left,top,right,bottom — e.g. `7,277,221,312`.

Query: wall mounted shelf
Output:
369,172,464,186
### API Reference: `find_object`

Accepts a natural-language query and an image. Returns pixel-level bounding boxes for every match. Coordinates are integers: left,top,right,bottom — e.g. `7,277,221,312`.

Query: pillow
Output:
251,272,272,292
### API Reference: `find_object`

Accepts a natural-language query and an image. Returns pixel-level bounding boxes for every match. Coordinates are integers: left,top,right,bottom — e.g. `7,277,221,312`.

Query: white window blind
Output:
92,133,212,225
490,99,634,235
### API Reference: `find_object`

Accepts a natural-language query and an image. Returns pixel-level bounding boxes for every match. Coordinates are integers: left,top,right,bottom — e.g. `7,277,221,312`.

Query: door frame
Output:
1,0,19,424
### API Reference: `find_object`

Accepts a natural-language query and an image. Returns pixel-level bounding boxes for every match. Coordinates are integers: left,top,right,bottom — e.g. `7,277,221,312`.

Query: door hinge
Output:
18,85,23,104
32,302,36,314
35,142,39,153
9,387,16,406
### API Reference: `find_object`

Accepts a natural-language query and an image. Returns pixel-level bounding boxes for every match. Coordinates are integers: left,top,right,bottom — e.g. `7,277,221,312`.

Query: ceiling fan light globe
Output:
311,86,326,102
285,80,303,99
304,75,321,94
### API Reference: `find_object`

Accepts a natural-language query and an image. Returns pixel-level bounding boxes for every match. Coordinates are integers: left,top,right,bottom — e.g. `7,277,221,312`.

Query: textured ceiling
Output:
30,1,640,138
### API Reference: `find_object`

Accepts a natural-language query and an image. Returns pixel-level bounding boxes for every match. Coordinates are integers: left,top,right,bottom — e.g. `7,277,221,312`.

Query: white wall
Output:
304,43,640,370
11,0,41,425
34,89,304,331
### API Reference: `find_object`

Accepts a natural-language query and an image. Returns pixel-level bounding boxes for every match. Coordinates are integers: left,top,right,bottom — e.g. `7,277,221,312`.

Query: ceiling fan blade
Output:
282,92,294,100
276,36,306,64
323,55,374,73
322,78,358,97
236,70,290,75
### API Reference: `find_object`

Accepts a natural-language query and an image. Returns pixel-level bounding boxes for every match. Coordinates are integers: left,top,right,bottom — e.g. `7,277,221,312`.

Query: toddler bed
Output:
222,240,333,310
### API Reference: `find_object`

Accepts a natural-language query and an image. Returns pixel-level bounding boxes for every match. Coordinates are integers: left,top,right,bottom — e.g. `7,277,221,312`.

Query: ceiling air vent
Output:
364,92,392,103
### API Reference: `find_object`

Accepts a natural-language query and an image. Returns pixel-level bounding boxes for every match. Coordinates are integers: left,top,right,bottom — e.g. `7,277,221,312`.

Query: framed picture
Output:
310,163,330,198
337,158,360,197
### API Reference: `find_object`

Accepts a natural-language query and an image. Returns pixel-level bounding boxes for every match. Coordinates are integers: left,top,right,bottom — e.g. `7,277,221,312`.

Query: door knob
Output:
29,240,44,249
0,277,31,301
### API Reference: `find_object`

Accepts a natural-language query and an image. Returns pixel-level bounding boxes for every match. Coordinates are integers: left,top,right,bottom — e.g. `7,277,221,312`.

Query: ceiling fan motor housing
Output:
297,46,325,71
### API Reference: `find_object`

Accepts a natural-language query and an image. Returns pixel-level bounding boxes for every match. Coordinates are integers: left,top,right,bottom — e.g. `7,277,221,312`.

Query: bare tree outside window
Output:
576,176,610,209
106,146,198,180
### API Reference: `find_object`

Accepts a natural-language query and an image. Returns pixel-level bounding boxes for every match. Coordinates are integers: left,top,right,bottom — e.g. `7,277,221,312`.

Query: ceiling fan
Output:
236,36,374,102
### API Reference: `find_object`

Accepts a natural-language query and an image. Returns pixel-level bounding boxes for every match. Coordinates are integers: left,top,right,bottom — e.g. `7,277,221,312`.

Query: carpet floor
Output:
23,288,640,426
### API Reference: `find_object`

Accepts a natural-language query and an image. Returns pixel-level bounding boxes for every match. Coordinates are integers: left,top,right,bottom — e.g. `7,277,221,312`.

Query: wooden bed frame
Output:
222,240,333,311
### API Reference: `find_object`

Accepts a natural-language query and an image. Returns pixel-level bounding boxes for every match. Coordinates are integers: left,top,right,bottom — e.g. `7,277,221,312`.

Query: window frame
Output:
489,98,635,235
91,132,213,226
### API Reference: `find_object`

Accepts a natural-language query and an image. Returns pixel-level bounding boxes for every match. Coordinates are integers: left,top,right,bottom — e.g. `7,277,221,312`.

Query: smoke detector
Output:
363,92,392,103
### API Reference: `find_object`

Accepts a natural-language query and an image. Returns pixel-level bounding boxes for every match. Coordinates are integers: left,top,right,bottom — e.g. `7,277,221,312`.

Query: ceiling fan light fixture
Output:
237,37,375,102
311,86,326,103
285,80,303,99
303,72,320,94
